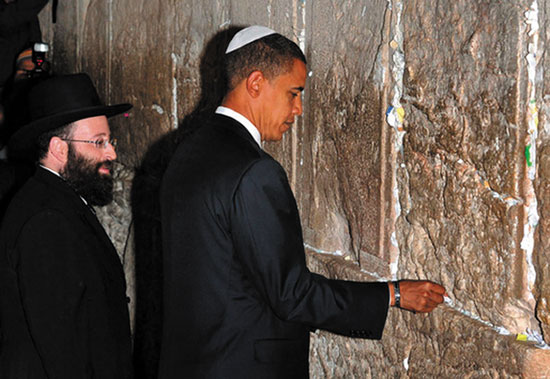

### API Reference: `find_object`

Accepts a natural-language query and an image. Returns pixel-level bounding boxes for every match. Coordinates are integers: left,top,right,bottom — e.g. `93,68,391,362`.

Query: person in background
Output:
0,43,51,221
0,73,133,378
0,0,49,91
159,25,446,378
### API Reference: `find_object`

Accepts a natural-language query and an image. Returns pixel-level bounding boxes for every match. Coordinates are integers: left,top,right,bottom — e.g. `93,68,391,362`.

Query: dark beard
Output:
61,146,114,206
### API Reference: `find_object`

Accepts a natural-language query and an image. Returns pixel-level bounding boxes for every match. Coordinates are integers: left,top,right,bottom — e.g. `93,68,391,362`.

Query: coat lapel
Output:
35,168,125,286
214,114,263,153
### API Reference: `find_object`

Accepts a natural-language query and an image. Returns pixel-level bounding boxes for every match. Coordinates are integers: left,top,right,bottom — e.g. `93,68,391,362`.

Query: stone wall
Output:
38,0,550,377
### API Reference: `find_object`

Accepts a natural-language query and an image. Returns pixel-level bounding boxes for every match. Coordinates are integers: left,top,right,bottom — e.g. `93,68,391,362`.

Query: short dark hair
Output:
36,122,75,161
225,33,307,91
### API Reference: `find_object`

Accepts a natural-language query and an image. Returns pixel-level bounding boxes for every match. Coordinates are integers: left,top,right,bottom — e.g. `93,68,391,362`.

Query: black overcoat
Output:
0,167,132,378
158,114,390,378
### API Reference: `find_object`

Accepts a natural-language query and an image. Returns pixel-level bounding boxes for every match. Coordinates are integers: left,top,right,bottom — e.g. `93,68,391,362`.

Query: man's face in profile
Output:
258,58,306,142
60,116,117,206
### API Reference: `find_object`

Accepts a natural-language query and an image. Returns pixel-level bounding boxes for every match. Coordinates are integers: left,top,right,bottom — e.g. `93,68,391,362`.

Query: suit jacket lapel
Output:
214,114,263,153
35,168,125,285
79,206,126,287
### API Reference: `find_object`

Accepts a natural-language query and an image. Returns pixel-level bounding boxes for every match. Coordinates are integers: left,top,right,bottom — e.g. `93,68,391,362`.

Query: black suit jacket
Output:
159,114,389,378
0,167,132,378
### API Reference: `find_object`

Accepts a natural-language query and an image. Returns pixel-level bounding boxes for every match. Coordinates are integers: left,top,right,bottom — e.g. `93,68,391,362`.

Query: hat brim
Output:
9,103,132,152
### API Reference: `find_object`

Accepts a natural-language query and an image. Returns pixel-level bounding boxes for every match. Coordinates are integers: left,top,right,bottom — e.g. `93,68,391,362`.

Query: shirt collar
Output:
215,106,262,148
39,164,62,178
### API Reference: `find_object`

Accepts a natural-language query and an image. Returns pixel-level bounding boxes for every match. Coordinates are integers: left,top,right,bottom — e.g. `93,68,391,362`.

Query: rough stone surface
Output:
400,0,537,335
536,0,550,347
292,0,390,268
307,252,550,379
36,0,550,377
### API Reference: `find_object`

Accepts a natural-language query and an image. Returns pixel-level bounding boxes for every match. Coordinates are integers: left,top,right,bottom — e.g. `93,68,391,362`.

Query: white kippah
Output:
225,25,276,54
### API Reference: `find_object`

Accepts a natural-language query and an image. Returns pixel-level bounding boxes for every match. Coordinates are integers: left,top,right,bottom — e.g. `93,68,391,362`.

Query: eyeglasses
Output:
62,138,117,149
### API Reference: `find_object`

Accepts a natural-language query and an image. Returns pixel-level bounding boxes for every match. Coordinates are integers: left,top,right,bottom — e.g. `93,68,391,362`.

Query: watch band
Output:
393,281,401,308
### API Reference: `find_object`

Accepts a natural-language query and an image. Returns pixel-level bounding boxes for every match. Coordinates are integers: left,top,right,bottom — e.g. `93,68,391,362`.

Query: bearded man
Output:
0,73,133,378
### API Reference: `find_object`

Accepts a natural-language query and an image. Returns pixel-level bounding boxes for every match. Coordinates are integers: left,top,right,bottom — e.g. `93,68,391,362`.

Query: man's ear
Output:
49,136,69,165
246,70,265,98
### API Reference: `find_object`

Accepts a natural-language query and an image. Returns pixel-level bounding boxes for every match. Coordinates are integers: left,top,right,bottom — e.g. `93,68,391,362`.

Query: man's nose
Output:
104,141,117,161
293,95,303,116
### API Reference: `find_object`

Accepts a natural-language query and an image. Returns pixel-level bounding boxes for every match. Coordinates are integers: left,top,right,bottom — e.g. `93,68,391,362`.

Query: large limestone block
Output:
266,0,392,271
537,137,550,344
398,0,538,335
535,0,550,345
47,0,81,72
108,1,190,166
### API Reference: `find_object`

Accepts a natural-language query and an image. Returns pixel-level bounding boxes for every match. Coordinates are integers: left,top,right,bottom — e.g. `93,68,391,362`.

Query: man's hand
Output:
388,280,446,313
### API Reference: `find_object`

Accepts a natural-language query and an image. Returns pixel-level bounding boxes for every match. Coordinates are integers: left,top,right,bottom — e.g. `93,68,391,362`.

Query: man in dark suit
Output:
159,26,446,378
0,73,133,378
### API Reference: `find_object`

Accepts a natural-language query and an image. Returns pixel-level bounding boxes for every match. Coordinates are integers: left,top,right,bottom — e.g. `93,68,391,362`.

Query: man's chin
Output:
265,135,284,142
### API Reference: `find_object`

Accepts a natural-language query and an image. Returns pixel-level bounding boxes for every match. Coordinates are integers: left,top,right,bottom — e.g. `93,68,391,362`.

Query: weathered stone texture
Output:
308,252,550,378
37,0,550,377
536,0,550,346
268,0,392,270
400,0,537,334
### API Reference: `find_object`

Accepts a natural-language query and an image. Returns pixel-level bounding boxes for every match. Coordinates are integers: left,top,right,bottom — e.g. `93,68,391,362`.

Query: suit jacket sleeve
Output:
16,209,89,378
231,158,389,339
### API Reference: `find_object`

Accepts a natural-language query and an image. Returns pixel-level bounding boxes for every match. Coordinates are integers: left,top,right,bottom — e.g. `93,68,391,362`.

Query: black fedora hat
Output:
9,73,132,151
